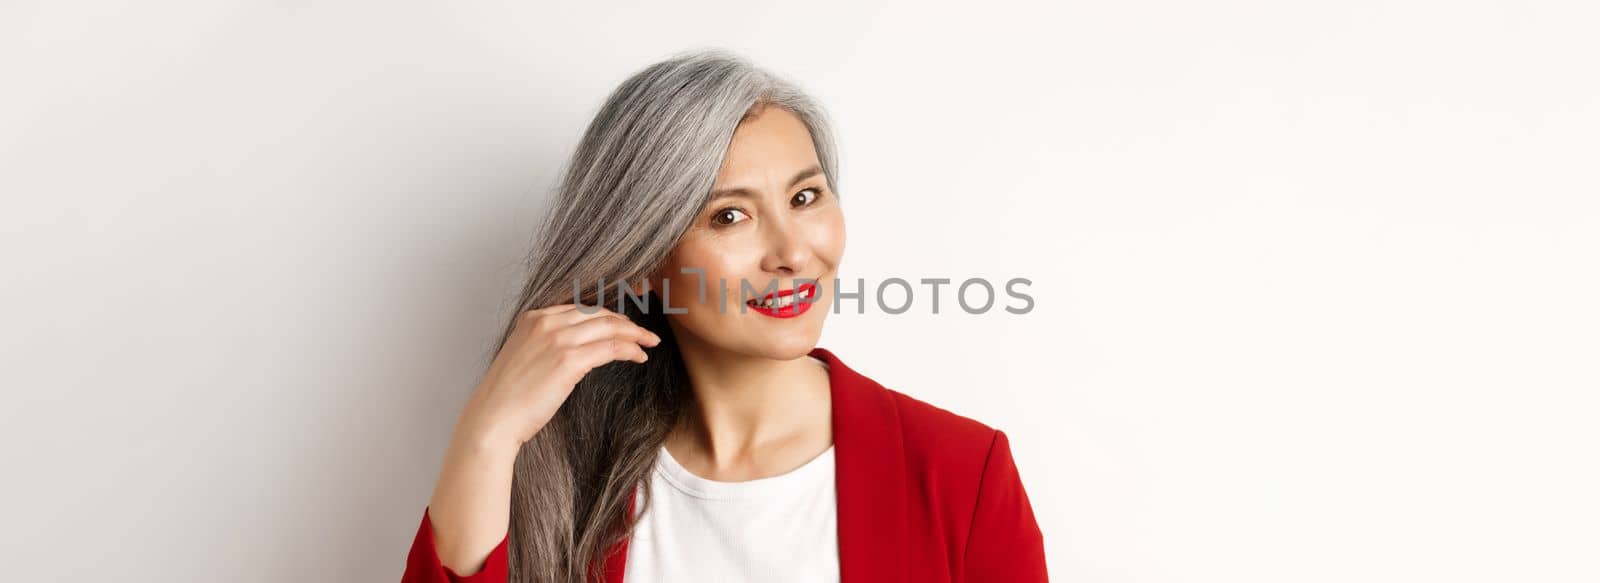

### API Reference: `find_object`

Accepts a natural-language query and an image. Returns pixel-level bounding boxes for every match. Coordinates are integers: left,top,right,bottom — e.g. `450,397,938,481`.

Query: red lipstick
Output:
745,282,817,319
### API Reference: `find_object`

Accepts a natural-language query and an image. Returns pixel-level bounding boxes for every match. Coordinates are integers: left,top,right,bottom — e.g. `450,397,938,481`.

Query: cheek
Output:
662,242,759,307
812,209,847,263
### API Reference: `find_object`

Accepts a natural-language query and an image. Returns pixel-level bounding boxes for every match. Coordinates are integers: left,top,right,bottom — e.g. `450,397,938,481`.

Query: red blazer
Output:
402,346,1048,582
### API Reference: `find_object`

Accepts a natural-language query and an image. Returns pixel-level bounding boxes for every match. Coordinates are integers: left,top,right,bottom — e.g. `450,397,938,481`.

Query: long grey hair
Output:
491,48,841,582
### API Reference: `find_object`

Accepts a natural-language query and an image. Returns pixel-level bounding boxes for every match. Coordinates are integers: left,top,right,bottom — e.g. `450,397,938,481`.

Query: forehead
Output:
714,106,821,187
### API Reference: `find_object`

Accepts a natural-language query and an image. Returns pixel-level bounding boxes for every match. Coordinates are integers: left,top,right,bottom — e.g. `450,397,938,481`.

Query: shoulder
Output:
816,346,1007,476
879,385,1046,580
814,346,1016,486
879,385,1007,478
819,348,1046,577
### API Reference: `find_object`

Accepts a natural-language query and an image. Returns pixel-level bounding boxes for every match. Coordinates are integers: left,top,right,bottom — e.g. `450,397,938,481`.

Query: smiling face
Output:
646,104,846,361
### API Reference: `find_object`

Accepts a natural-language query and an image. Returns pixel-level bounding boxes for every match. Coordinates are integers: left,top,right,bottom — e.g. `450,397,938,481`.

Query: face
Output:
645,105,846,361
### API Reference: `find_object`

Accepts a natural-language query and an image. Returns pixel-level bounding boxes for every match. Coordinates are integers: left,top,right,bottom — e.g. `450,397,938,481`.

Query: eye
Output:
792,187,823,207
711,207,749,227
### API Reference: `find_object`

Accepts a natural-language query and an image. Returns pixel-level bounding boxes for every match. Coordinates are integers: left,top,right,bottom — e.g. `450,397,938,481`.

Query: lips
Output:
746,282,818,319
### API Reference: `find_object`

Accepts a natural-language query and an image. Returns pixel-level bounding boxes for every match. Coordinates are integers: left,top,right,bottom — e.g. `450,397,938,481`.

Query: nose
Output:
759,213,811,277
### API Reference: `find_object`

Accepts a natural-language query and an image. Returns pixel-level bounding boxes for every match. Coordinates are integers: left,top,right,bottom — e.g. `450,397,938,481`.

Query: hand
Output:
455,303,662,456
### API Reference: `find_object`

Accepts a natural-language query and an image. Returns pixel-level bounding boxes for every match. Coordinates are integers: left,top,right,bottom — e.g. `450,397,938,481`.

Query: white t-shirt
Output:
621,442,840,582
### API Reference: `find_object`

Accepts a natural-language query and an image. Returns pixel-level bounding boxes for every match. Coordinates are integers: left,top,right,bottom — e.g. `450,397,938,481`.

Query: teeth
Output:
755,285,814,309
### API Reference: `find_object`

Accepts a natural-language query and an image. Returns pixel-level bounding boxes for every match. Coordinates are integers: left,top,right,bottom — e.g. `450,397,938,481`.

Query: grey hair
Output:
492,48,840,583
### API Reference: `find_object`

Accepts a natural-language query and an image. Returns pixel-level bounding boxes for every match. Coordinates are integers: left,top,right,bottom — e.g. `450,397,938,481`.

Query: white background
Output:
3,1,1597,581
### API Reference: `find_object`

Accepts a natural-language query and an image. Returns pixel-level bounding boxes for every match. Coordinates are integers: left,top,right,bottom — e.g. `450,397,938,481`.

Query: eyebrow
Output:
708,164,824,201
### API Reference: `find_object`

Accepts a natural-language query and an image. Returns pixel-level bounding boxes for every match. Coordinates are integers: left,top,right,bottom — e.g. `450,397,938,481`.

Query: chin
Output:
740,332,821,361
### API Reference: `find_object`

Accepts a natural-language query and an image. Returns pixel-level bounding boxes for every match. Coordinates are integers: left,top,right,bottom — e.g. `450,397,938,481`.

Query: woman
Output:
400,48,1047,583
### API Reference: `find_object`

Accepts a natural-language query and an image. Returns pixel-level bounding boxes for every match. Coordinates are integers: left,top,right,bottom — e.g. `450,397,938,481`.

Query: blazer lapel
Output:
596,347,909,583
813,346,909,583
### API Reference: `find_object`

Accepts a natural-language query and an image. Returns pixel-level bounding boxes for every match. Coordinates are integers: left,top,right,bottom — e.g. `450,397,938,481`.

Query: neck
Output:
666,330,832,477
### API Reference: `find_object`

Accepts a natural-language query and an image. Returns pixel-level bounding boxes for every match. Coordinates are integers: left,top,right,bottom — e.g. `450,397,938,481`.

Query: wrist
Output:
449,419,523,465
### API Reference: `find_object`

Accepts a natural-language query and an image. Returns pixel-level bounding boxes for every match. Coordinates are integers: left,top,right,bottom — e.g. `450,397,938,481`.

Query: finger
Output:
569,337,651,369
518,304,582,328
556,315,661,348
524,304,624,332
549,302,629,324
533,302,611,316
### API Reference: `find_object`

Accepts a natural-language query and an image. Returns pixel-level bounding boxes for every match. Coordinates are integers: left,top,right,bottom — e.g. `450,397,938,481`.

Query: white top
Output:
621,442,841,582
